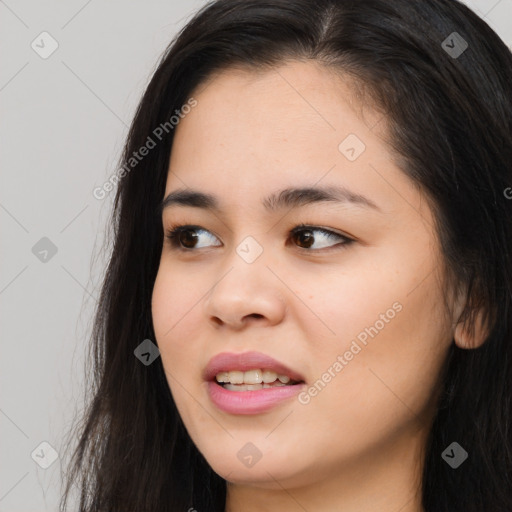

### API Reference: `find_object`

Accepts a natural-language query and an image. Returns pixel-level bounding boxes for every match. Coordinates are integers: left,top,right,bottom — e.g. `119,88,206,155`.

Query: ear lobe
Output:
454,307,490,349
451,282,490,349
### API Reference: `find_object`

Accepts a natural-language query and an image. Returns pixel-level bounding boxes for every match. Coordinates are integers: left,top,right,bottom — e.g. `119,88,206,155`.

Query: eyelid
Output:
287,224,354,252
164,222,355,252
165,224,221,249
291,223,354,241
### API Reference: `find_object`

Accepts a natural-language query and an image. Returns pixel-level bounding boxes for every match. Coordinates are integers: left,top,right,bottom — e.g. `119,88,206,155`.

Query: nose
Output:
202,257,287,331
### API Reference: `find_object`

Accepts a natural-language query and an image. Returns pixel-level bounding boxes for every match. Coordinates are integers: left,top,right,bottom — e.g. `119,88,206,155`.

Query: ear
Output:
451,283,490,349
454,308,489,349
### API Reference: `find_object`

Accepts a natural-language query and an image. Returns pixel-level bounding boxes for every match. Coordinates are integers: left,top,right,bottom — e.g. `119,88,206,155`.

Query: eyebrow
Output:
159,185,381,215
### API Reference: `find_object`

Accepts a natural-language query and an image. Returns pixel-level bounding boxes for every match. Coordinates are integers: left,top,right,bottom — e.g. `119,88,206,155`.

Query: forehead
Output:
171,61,377,148
164,61,406,216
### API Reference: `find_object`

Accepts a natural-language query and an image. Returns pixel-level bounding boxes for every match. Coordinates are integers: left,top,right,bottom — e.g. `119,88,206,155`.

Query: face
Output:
151,60,457,490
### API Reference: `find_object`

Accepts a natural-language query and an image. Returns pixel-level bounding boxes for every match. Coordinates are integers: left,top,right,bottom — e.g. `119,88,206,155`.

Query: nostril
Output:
209,314,264,328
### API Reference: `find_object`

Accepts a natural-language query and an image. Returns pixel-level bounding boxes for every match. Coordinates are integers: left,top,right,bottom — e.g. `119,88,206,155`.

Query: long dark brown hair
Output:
60,0,512,510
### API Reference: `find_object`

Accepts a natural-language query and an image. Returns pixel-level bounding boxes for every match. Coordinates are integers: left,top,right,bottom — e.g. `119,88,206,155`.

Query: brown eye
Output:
177,229,199,249
292,229,315,249
289,225,353,251
165,225,221,250
165,223,353,253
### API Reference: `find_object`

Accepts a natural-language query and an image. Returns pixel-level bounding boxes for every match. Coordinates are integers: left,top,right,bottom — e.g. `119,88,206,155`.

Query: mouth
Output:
204,350,306,386
204,351,306,414
215,368,302,391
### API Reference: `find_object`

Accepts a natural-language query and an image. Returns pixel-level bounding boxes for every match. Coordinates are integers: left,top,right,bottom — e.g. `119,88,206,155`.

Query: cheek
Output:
294,303,450,470
347,294,448,418
151,267,204,421
302,261,451,429
151,265,200,375
152,262,202,343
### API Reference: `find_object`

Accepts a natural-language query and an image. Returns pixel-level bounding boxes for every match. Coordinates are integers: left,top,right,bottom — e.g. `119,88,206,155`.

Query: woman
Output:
60,0,512,510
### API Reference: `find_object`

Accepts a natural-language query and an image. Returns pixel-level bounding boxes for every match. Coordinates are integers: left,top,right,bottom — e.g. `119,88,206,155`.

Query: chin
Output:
198,441,312,488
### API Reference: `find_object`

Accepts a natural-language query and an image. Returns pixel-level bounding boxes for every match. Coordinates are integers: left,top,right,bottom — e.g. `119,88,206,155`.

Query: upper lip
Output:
203,351,306,383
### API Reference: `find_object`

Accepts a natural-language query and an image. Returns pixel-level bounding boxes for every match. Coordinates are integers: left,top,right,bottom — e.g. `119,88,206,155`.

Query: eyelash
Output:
164,222,355,253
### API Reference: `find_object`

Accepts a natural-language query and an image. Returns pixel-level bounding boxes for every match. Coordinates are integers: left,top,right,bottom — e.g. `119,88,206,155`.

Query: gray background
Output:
1,1,511,510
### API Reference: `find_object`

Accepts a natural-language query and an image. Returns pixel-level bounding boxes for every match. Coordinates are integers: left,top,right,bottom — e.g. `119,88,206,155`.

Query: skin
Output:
151,60,484,512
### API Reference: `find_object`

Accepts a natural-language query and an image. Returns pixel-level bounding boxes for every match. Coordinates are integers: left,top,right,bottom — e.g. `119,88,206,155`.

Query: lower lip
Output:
207,381,305,415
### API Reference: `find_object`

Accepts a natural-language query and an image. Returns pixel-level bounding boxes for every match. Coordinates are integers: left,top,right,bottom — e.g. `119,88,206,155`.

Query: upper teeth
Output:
215,369,291,385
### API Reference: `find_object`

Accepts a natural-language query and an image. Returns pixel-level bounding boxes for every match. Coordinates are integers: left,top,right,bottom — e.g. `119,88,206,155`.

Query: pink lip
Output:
203,351,305,382
204,351,306,415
